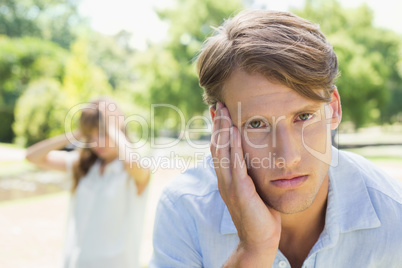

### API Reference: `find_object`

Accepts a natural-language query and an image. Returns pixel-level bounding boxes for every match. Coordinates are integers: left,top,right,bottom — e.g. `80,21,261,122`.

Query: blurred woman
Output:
26,98,150,268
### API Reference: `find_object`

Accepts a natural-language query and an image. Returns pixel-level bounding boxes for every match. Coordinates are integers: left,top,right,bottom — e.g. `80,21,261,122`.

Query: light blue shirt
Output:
150,147,402,267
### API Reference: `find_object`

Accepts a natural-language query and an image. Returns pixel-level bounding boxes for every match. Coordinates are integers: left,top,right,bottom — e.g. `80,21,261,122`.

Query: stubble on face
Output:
222,69,333,215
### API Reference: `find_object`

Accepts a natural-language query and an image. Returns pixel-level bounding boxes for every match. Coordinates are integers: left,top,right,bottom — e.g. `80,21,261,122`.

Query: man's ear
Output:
329,86,342,130
209,104,216,121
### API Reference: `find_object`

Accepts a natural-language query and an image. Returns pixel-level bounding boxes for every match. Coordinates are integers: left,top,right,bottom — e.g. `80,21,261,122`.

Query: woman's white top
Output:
63,154,148,268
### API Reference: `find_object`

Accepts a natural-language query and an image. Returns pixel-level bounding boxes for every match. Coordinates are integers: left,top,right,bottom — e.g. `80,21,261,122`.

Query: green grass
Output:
343,146,402,164
366,156,402,164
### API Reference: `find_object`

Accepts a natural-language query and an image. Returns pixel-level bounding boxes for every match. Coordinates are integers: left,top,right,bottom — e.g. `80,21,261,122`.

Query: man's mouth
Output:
270,175,308,189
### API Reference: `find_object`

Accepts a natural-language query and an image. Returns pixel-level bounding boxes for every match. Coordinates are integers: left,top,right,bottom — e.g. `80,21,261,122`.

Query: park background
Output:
0,0,402,267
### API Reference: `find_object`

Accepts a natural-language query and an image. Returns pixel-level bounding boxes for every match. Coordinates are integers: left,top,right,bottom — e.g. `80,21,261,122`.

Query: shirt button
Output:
278,260,287,267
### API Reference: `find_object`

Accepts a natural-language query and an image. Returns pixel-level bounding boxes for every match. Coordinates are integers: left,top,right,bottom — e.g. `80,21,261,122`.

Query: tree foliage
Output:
87,30,136,91
0,36,68,142
62,38,112,106
0,0,90,143
133,0,244,135
293,0,402,128
0,0,127,144
0,35,114,145
136,0,402,131
0,0,85,48
2,0,402,146
13,78,68,145
11,38,113,146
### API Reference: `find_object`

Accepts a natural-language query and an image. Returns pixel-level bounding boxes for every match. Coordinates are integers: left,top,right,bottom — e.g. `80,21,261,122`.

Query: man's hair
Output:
197,10,339,105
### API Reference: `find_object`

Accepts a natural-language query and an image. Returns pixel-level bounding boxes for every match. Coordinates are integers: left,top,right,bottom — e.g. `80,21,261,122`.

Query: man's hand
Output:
211,102,281,267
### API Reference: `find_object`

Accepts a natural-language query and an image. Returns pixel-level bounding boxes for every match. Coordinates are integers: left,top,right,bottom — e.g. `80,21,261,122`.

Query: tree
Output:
62,38,112,107
0,0,92,143
0,0,85,48
0,36,68,142
87,30,137,91
0,37,116,144
293,0,402,128
13,78,68,145
133,0,244,135
0,0,141,144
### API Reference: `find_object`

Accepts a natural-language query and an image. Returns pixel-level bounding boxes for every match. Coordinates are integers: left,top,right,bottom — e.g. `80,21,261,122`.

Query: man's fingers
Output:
216,106,232,182
210,103,220,157
230,126,248,180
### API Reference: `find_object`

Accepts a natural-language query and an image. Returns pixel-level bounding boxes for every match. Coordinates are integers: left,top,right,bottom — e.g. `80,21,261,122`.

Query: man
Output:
150,10,402,268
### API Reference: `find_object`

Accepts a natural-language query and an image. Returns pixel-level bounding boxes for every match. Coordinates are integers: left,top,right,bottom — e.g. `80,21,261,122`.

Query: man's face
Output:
221,69,341,214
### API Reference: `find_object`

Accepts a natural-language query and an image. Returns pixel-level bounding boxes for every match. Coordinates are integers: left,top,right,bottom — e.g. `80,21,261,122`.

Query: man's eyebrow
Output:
292,104,322,115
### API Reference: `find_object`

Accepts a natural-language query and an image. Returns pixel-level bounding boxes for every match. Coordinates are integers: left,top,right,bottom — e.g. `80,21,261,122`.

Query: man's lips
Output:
270,175,308,189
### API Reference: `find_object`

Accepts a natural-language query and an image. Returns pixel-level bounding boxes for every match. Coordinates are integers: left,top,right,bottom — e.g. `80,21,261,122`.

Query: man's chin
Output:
261,194,314,215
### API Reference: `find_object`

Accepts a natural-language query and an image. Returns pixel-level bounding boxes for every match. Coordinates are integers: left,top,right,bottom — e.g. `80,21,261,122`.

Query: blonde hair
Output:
197,10,339,105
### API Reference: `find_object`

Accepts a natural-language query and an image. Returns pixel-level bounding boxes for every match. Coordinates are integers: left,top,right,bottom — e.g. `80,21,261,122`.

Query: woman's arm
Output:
25,130,81,171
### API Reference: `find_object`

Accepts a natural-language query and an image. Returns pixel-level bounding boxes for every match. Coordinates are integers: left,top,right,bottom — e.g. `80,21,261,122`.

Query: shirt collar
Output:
220,147,381,236
328,147,381,233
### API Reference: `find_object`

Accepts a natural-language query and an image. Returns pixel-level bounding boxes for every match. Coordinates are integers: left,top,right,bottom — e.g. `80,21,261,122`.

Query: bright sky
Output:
79,0,402,50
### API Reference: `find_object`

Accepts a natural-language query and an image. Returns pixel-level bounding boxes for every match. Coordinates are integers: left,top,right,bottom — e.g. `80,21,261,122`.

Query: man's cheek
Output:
242,148,271,170
301,121,329,154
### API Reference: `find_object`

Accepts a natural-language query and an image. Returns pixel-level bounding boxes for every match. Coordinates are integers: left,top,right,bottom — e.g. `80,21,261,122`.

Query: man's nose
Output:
272,124,302,169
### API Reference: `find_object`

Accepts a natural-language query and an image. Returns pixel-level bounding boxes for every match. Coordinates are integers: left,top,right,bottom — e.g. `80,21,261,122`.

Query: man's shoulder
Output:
337,148,402,205
330,148,402,247
161,155,219,204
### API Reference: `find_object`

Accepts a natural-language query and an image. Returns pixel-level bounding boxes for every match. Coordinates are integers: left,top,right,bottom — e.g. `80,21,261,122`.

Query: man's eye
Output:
248,120,264,129
298,113,313,121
